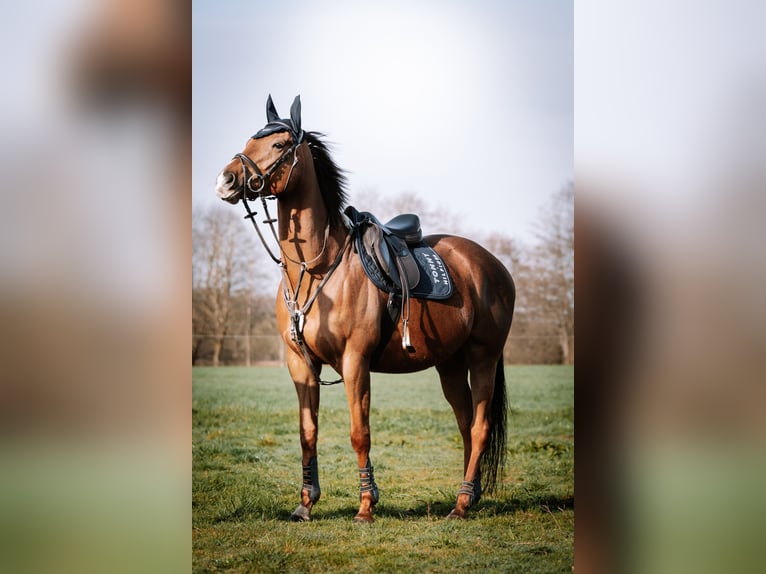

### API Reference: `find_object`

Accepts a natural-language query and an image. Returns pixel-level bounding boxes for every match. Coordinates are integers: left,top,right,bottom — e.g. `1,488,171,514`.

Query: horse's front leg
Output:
287,350,322,522
342,352,379,523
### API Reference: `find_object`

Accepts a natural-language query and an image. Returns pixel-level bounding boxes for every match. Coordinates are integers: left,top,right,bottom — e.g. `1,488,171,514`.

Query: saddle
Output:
360,212,422,292
345,206,453,353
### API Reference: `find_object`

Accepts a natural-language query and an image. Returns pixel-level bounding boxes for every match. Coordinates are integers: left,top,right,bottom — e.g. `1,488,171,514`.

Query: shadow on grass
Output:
276,492,574,522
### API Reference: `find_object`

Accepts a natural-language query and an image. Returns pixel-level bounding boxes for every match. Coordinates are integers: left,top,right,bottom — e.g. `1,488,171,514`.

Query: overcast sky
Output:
192,0,573,242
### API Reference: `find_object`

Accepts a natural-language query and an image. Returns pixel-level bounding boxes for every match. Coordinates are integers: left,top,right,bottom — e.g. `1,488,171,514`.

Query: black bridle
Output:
234,139,300,200
234,135,348,386
234,139,300,264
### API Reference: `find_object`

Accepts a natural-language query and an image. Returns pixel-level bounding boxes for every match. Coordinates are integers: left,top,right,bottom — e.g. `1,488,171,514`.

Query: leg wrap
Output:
457,475,482,507
302,456,321,503
473,474,482,505
358,459,379,505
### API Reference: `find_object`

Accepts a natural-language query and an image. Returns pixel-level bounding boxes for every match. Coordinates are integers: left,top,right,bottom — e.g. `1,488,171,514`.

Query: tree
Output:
192,204,260,366
526,183,574,364
482,184,574,365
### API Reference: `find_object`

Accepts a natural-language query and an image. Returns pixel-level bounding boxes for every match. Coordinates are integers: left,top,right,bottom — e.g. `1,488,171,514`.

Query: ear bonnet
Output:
252,94,305,144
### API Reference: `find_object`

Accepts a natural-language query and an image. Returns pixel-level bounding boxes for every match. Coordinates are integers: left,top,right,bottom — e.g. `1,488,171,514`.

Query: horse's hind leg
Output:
436,355,473,477
445,351,503,519
437,355,484,518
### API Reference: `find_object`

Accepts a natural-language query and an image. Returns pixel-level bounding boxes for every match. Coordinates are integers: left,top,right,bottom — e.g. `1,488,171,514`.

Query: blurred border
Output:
0,1,190,572
576,2,766,572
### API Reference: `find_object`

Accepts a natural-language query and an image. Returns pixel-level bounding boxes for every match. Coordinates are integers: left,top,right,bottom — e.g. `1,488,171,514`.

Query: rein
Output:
236,141,347,386
236,142,299,264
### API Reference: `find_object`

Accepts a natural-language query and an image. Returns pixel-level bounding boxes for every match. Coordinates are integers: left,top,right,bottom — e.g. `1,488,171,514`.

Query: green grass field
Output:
193,366,573,573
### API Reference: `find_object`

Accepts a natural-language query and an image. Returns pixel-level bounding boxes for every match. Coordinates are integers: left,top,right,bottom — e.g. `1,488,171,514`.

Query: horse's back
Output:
426,234,515,300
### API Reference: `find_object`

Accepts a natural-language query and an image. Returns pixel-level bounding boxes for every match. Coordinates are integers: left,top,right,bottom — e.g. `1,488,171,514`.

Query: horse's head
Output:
216,95,309,204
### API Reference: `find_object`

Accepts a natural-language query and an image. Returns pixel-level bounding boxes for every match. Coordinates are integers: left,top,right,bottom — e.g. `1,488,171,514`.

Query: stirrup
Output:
401,319,414,353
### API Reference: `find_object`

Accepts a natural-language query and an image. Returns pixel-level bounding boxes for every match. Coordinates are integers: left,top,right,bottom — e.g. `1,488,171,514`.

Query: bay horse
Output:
215,95,515,523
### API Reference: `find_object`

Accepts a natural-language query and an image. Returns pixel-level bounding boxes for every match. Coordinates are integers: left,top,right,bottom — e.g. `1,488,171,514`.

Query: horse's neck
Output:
277,179,344,275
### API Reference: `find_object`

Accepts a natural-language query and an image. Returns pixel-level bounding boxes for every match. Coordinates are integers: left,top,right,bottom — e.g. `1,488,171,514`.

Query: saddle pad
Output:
356,235,453,300
345,205,453,300
410,244,453,299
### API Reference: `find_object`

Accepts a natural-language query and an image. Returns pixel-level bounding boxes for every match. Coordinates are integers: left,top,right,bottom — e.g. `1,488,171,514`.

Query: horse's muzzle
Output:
215,170,241,203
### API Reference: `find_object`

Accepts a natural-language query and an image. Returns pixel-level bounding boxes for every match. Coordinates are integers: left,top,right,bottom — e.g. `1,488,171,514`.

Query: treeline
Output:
192,183,573,365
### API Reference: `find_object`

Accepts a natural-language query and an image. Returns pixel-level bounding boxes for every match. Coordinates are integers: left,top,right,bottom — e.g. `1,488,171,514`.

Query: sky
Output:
192,0,573,242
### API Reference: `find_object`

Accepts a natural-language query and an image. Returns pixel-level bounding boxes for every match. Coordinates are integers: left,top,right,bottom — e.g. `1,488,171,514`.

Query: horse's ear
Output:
290,95,302,135
266,94,279,123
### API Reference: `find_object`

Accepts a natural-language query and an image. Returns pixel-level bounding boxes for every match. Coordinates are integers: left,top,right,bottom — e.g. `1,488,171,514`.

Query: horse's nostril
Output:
224,172,236,185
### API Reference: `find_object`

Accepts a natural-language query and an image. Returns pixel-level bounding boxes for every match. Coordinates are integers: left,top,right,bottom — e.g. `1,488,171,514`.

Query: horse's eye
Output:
273,142,284,150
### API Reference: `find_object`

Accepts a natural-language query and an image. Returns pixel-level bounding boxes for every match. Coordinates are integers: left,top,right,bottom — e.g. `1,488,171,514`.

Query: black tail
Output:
480,360,508,495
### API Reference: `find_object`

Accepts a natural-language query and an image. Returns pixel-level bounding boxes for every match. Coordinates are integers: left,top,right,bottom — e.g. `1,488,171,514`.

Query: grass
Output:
193,366,573,573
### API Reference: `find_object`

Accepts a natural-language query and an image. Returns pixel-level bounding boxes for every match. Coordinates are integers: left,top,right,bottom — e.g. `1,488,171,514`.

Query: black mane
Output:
305,131,349,228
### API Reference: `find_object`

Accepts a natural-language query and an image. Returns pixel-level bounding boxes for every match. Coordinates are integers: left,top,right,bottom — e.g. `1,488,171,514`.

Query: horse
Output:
215,95,515,523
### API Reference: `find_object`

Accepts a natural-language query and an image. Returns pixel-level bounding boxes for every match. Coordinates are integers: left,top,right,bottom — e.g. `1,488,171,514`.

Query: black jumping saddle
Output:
345,206,453,352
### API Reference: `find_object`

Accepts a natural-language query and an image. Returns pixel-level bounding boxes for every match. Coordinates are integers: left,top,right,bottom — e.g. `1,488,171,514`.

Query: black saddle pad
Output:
409,244,453,299
347,206,453,300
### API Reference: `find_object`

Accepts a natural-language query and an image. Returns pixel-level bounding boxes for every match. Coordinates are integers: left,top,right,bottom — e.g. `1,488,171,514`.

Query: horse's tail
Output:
481,359,508,495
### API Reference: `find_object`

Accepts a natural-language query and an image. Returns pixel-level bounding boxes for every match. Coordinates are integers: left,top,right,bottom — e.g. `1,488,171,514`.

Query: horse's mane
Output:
305,131,349,228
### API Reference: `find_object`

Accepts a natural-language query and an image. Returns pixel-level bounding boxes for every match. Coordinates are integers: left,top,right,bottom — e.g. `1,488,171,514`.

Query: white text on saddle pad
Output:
422,251,449,286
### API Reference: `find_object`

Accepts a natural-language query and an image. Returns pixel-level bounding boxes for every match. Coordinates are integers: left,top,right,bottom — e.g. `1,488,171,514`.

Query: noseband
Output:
231,140,298,268
234,139,299,199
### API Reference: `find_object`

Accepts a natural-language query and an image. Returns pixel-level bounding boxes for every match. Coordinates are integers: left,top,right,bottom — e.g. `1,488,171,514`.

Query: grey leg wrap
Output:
359,459,379,506
291,457,321,522
302,456,321,503
457,475,482,507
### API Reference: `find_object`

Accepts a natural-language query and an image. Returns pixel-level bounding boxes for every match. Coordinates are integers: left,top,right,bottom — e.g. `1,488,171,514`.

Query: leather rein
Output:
235,139,348,386
234,141,300,264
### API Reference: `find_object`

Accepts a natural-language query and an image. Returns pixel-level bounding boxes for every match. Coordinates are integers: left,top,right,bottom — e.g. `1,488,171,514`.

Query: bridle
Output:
234,138,300,200
233,138,301,265
234,133,350,386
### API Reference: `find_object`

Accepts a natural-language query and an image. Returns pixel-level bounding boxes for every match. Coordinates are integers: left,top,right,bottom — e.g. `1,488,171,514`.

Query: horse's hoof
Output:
353,513,374,524
446,508,466,519
290,504,312,522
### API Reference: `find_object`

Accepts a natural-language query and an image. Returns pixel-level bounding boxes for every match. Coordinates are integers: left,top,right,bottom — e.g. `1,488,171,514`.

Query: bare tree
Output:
192,204,259,366
484,232,523,276
526,183,574,363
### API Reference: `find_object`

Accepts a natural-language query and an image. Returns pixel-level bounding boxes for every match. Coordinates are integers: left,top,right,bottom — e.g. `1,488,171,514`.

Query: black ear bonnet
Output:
252,94,305,144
